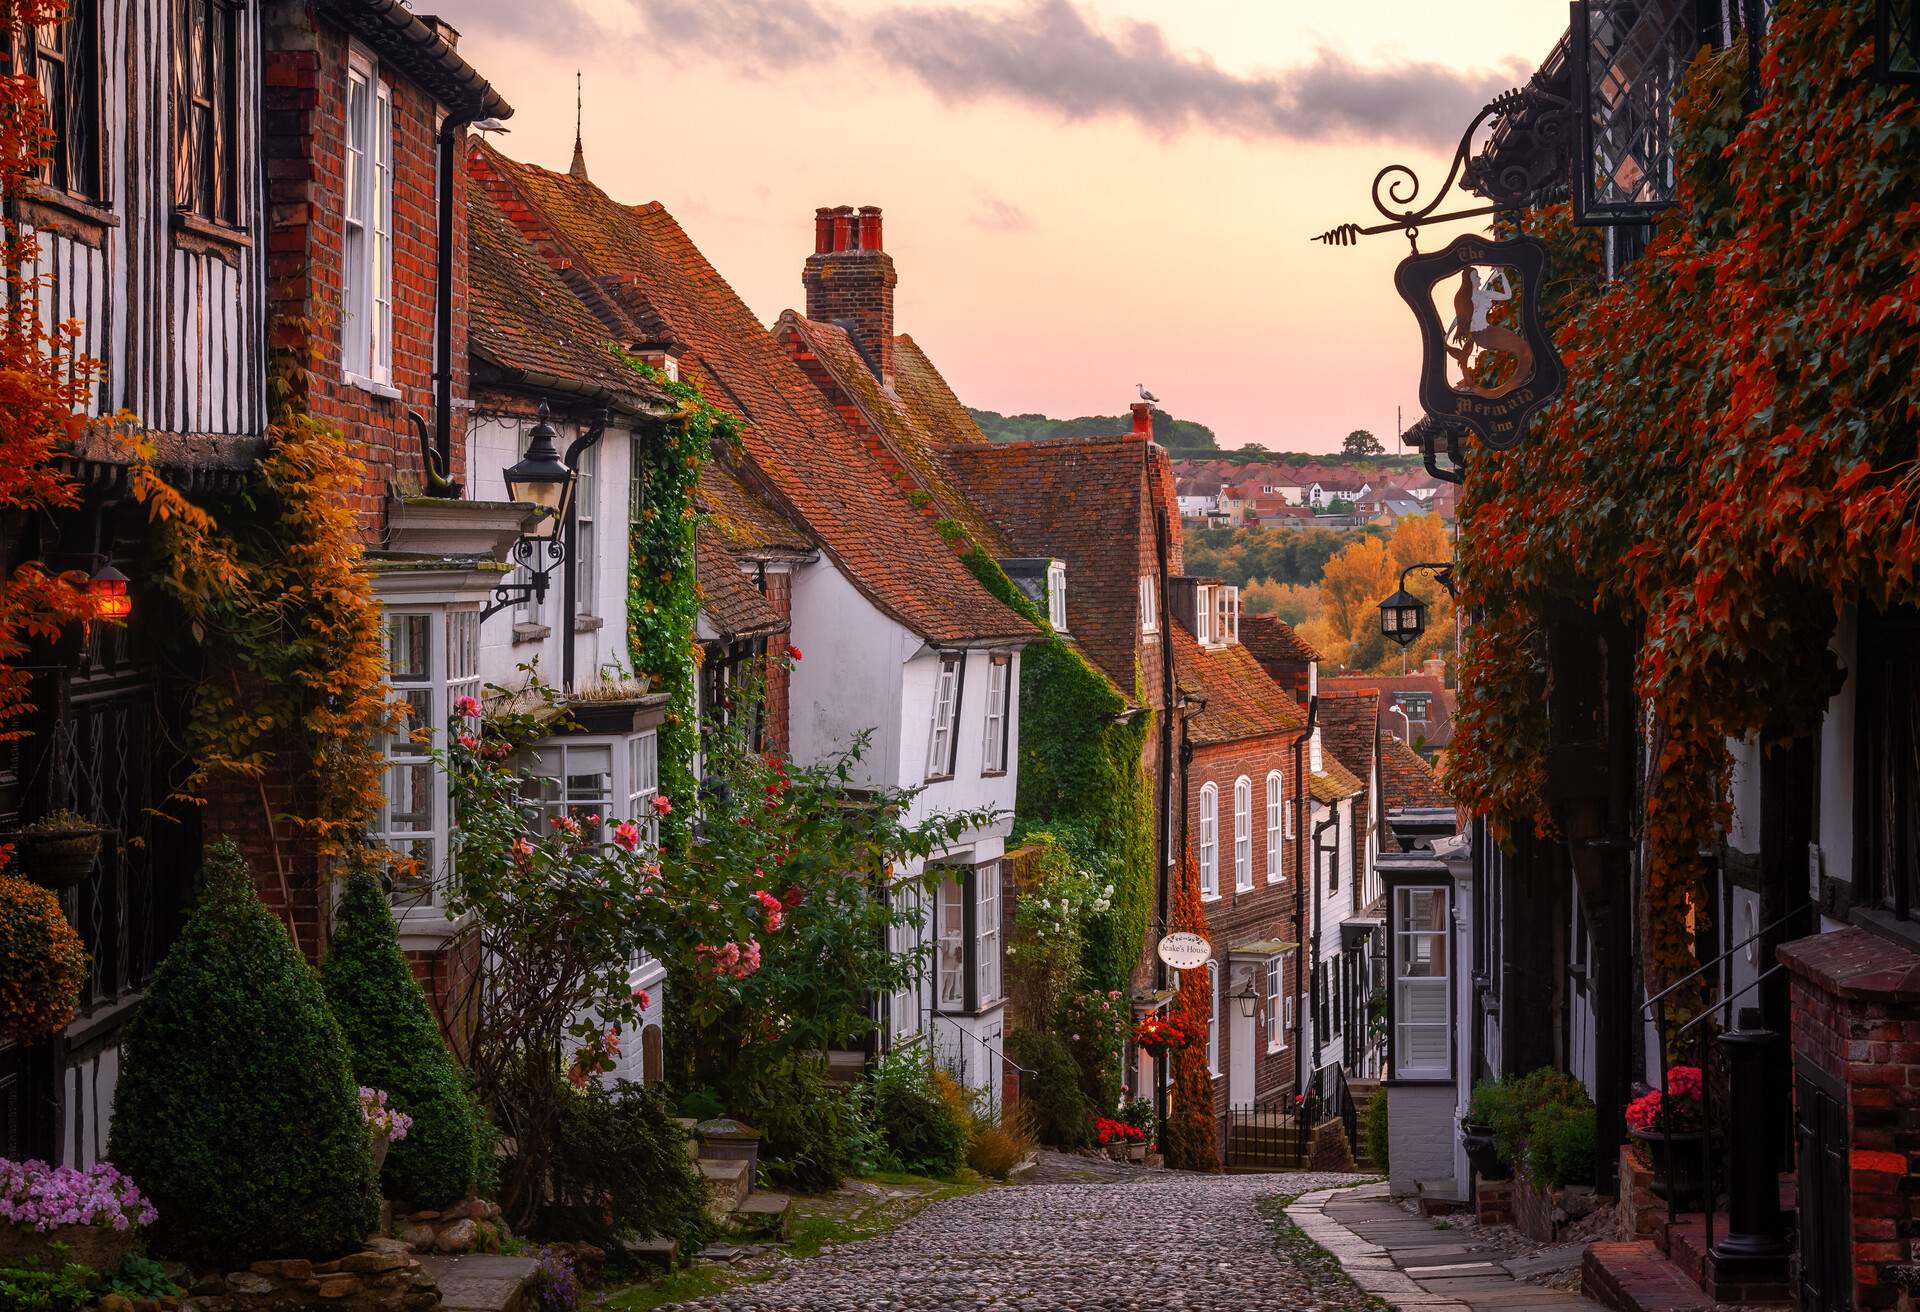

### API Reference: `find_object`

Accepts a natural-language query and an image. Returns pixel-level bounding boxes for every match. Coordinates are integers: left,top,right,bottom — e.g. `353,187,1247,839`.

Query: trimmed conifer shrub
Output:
108,841,378,1261
323,868,479,1209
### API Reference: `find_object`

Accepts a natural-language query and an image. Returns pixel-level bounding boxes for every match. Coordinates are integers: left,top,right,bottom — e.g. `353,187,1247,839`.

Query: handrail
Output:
921,1008,1036,1078
1639,903,1812,1020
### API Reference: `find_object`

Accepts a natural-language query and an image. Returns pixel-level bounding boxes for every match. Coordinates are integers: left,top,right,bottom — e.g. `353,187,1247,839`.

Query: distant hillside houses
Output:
1174,459,1456,528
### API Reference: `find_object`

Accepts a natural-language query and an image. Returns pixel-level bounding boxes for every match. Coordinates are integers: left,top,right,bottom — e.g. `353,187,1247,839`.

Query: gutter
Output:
1153,502,1177,1140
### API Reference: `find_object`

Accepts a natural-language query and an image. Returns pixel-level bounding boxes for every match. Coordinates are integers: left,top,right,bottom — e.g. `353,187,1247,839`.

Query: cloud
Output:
448,0,606,52
971,195,1034,233
868,0,1519,146
634,0,846,72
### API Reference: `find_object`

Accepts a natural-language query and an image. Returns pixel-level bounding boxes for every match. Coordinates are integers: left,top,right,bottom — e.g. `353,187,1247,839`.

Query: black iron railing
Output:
1222,1101,1314,1170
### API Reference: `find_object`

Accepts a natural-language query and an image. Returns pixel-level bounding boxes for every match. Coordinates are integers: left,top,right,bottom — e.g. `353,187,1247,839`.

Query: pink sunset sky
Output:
442,0,1568,453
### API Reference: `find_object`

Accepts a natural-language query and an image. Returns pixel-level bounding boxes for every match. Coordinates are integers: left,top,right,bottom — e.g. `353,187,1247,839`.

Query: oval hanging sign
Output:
1156,932,1212,970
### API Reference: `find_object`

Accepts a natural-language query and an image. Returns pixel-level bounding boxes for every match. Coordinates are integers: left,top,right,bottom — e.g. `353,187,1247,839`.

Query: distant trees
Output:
967,406,1220,452
1299,514,1456,677
1343,429,1386,456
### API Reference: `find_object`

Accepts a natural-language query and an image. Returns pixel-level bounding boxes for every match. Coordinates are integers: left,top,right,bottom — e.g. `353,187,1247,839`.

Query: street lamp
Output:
1234,974,1261,1021
484,403,579,620
1378,561,1455,649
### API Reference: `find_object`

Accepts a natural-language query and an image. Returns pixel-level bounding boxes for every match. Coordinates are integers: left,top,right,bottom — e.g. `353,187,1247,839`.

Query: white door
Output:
1229,1008,1256,1107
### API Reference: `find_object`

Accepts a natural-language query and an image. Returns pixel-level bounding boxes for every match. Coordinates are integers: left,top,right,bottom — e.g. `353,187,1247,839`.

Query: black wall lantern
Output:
1379,561,1456,648
1570,0,1698,224
1879,0,1920,84
484,403,579,620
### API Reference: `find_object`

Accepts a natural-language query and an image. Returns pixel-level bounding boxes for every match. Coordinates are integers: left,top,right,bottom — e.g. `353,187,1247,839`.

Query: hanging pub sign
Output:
1392,233,1564,451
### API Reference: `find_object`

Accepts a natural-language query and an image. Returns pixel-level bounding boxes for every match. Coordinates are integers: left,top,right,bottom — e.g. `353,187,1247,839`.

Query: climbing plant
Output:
616,353,733,848
1448,0,1920,988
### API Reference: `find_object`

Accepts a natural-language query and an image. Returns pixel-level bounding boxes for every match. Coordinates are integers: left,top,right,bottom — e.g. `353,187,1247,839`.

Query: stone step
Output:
700,1156,753,1219
1581,1241,1715,1312
609,1233,678,1272
417,1253,539,1312
730,1190,792,1241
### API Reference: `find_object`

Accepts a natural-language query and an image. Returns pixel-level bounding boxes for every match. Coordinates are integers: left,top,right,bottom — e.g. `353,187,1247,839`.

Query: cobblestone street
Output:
667,1171,1376,1311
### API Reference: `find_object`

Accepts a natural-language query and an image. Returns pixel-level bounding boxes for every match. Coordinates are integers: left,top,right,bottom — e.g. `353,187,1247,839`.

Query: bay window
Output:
1392,884,1451,1079
627,731,659,847
522,742,614,833
1233,776,1252,892
1198,782,1218,898
343,46,393,386
982,652,1010,775
926,653,963,780
1265,771,1284,881
932,863,1004,1015
379,607,477,911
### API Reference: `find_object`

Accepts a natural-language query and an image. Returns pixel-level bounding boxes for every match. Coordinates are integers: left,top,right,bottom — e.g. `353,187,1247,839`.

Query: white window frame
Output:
520,739,616,836
1266,771,1285,882
1195,584,1213,645
343,46,393,388
937,873,967,1011
1139,574,1158,635
888,884,921,1042
1393,884,1452,1079
1207,960,1221,1075
926,653,963,780
977,863,1001,1007
1198,782,1219,899
1047,560,1067,632
1233,776,1253,892
1214,585,1239,646
628,730,660,848
378,607,478,916
982,652,1010,775
1266,955,1286,1052
575,441,598,618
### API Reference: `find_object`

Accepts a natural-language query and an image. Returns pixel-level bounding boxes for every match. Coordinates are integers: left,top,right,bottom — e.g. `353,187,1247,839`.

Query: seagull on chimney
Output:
1136,383,1161,406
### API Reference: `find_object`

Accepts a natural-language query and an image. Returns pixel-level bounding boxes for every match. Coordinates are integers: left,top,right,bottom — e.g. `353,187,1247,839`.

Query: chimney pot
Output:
1130,402,1153,439
858,205,883,252
804,205,899,381
813,207,834,255
832,206,855,252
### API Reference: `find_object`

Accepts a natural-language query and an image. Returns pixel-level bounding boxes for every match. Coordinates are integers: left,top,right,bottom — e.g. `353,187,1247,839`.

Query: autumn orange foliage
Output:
1160,845,1218,1172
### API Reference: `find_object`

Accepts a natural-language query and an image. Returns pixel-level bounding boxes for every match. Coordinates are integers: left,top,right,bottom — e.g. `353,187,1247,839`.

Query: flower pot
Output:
0,1221,136,1273
1127,1143,1147,1163
18,829,103,890
371,1128,392,1175
1630,1128,1708,1207
1105,1143,1128,1161
1460,1119,1511,1181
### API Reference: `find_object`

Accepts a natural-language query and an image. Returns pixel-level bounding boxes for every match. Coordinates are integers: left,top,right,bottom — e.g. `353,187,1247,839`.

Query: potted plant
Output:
0,1159,156,1272
16,811,103,890
1094,1115,1145,1161
1463,1079,1513,1181
0,874,88,1045
359,1087,413,1175
1118,1097,1154,1163
1626,1065,1707,1205
1130,1015,1193,1056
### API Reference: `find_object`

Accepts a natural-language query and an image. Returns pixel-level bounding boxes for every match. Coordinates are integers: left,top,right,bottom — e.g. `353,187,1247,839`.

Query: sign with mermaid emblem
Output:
1393,233,1563,450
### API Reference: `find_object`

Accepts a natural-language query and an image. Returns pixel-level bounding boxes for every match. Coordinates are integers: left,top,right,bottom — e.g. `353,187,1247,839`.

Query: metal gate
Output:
1795,1065,1850,1312
1222,1103,1310,1171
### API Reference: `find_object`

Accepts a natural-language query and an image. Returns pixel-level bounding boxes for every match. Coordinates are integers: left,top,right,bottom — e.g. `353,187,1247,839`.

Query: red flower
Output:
786,644,803,661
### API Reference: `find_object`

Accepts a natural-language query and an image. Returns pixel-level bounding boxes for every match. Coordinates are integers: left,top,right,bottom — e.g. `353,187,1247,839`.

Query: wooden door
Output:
1795,1067,1850,1312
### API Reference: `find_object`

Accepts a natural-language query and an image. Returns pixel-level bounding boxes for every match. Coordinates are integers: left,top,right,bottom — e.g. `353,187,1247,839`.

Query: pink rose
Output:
613,821,643,852
632,987,652,1009
651,795,673,817
457,733,478,751
453,695,482,719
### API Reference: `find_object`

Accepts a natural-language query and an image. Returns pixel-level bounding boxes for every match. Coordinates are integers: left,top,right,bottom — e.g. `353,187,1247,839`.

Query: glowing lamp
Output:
89,562,132,622
502,404,575,540
1379,587,1425,647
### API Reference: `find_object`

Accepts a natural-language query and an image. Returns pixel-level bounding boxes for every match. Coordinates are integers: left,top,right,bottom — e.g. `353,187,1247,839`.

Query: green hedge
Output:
322,868,480,1209
110,841,378,1261
1005,1029,1094,1148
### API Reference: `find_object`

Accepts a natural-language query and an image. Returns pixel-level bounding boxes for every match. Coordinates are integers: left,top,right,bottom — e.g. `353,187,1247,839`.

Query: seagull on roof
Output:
1136,383,1161,405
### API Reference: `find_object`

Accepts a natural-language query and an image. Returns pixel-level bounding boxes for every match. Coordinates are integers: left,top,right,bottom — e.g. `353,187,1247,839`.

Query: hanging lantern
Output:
1571,0,1697,224
502,404,576,540
88,562,131,622
1379,588,1426,647
1879,0,1920,83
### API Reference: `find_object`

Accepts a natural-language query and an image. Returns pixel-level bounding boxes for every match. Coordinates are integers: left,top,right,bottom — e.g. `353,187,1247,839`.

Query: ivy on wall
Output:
1448,0,1920,988
618,354,736,847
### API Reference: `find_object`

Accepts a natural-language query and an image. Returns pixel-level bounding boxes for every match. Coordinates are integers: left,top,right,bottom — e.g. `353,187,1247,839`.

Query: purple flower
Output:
0,1158,156,1232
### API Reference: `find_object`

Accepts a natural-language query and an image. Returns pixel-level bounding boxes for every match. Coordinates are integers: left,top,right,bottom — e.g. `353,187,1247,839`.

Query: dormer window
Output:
1047,561,1067,632
1213,586,1239,646
1195,585,1213,645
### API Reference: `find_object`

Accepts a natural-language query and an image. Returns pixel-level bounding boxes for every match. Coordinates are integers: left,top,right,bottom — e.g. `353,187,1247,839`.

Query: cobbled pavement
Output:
669,1171,1375,1311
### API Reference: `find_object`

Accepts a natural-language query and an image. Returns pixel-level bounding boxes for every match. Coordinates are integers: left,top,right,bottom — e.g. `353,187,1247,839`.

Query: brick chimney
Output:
803,205,897,381
1130,402,1153,439
1421,656,1446,681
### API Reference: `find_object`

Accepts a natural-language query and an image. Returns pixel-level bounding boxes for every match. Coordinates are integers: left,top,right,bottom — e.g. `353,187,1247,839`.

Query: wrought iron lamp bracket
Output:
480,535,567,622
1401,560,1457,598
1312,80,1571,247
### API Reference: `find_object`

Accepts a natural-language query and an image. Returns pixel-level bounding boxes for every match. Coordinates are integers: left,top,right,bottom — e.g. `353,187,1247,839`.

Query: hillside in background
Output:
967,407,1221,452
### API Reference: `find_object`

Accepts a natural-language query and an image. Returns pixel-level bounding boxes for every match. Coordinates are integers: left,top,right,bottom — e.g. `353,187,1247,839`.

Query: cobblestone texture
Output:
670,1171,1374,1310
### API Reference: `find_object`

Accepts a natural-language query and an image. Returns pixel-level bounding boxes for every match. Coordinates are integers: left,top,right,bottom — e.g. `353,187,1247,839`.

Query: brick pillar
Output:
1778,926,1920,1310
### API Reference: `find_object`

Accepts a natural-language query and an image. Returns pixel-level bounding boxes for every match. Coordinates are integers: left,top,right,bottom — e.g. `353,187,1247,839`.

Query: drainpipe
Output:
1152,504,1176,1137
1289,698,1318,1082
1310,813,1337,1089
431,114,480,494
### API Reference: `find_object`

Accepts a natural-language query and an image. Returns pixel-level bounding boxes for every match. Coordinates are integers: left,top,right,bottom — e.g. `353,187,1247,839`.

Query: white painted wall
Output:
1818,607,1857,925
787,561,907,788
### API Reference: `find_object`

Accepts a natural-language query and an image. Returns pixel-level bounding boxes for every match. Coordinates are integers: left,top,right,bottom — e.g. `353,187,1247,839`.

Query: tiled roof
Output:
774,314,1008,555
1317,689,1380,795
1321,672,1456,749
1308,743,1366,803
1383,735,1454,813
696,458,813,558
467,142,1035,647
944,435,1157,692
892,335,990,451
695,523,786,640
1240,614,1323,666
467,186,662,405
1170,623,1307,748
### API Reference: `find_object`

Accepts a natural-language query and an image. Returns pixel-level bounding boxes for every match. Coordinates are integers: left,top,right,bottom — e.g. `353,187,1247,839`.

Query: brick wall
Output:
263,5,470,545
1779,926,1920,1310
802,206,896,380
1188,735,1304,1113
